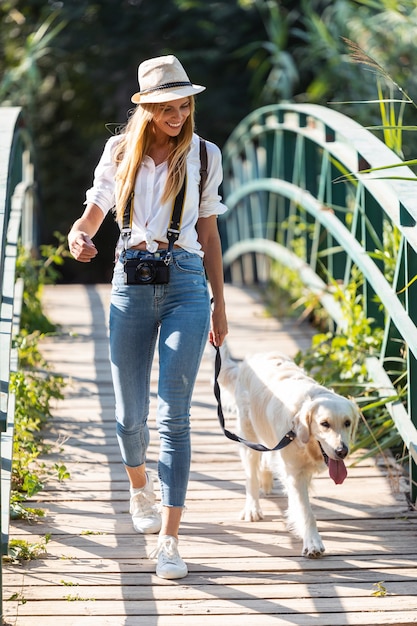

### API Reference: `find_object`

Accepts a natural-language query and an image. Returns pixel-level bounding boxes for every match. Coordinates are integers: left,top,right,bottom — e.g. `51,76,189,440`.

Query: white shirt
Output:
85,133,227,257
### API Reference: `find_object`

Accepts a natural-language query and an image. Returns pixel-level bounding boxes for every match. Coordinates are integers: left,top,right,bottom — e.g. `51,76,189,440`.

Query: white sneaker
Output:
151,535,188,580
129,474,161,534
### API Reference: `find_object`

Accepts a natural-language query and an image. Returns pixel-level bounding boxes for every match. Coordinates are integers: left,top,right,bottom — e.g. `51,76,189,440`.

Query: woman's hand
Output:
68,203,104,263
68,231,98,263
196,215,228,347
209,303,228,347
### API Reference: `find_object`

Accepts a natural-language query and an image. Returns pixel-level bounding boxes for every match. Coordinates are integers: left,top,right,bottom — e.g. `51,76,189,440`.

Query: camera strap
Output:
120,137,207,260
165,174,186,263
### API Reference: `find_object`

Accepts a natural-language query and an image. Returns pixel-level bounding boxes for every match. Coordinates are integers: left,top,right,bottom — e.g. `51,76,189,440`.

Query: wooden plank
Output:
5,594,417,616
5,566,417,587
3,283,417,626
2,534,416,562
8,517,415,539
5,553,417,577
2,615,417,626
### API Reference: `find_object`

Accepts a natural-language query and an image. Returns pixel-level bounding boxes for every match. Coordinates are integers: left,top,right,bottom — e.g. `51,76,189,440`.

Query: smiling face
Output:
152,97,191,139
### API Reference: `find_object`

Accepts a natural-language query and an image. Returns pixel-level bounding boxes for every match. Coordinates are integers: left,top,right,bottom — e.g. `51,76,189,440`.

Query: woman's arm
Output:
68,203,104,263
196,214,228,347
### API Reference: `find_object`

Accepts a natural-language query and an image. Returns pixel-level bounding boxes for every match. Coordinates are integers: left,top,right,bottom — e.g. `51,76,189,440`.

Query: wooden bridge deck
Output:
3,283,417,625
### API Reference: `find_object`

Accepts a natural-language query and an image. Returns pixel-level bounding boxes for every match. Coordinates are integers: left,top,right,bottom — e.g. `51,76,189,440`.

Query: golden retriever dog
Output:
217,343,360,558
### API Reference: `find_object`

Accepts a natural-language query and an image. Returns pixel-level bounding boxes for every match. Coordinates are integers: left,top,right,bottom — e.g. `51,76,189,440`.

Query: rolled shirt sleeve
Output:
84,137,119,214
198,140,228,219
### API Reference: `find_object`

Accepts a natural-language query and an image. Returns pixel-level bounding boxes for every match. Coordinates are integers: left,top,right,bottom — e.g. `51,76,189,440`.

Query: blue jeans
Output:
109,249,210,507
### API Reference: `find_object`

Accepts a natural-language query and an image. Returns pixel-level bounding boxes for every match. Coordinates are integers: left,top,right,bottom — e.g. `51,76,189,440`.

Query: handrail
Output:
0,107,36,618
220,103,417,505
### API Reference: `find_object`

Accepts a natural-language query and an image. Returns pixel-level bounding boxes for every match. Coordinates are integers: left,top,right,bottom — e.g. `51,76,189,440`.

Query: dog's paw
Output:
302,534,325,559
240,505,264,522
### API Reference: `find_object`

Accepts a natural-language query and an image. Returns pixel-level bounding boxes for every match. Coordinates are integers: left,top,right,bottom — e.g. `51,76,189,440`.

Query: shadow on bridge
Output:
2,282,417,625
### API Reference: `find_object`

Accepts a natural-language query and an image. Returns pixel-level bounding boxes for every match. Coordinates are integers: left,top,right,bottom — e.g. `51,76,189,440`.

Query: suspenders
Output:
120,137,207,256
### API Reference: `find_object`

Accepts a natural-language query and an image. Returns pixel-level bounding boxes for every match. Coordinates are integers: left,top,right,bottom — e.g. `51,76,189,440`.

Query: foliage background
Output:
2,0,417,282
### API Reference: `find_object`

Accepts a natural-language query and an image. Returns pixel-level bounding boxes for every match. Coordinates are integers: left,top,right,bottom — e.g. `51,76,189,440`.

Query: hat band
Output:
140,81,193,95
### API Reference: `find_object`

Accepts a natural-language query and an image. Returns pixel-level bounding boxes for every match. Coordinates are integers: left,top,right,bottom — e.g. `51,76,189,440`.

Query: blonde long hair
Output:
113,98,195,224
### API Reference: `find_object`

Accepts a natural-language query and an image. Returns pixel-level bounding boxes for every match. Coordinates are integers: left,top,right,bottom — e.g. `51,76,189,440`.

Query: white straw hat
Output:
131,55,206,104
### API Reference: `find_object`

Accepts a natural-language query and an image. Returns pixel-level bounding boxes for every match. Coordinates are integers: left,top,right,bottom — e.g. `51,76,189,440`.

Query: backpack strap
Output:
166,174,186,254
120,191,134,251
120,176,186,255
121,137,207,251
199,137,208,205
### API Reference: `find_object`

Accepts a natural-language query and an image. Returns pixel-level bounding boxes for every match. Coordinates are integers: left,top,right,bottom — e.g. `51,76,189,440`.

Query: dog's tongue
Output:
328,458,347,484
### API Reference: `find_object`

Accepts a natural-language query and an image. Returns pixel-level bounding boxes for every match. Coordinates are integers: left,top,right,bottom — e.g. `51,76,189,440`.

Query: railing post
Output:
363,193,384,328
405,241,417,504
0,106,36,621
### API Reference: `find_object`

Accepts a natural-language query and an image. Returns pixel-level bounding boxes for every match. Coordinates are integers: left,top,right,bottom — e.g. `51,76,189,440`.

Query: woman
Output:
68,55,228,580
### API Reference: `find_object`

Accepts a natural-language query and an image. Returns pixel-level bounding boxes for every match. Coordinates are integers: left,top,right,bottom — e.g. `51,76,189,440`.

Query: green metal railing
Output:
0,107,36,617
220,103,417,505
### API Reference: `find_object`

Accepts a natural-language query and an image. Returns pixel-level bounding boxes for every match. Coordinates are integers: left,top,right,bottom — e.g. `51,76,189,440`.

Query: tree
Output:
1,0,262,281
2,0,417,281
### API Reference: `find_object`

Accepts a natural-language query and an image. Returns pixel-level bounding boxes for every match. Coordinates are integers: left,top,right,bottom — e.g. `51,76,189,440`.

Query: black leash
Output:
213,345,296,452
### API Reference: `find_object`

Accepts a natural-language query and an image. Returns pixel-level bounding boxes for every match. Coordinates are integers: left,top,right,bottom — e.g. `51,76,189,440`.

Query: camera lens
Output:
135,261,155,283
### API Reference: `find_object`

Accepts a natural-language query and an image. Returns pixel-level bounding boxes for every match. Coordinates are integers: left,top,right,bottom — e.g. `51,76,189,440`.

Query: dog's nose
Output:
335,443,348,459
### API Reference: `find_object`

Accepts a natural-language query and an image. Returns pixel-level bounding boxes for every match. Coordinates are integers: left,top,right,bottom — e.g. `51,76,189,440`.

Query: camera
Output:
124,254,170,285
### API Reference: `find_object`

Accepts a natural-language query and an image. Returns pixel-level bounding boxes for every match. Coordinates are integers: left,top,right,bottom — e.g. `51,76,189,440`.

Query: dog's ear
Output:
294,400,313,443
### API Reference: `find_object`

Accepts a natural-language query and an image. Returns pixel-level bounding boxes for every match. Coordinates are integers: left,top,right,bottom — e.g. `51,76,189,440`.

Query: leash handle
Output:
213,346,296,452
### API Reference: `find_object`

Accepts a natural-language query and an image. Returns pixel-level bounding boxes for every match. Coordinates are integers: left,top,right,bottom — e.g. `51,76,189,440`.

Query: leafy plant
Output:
61,580,79,586
16,231,71,334
4,534,51,563
339,37,417,179
238,0,299,104
8,237,70,521
342,37,417,157
7,591,27,605
295,269,383,391
9,496,45,521
0,11,67,123
10,331,65,505
65,594,96,602
372,581,388,597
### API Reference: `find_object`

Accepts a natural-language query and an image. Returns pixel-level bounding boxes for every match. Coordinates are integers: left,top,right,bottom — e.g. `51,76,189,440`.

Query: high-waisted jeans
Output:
109,249,210,507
